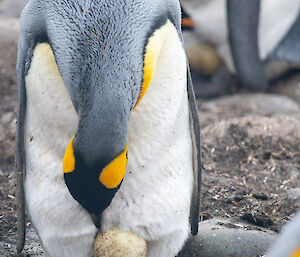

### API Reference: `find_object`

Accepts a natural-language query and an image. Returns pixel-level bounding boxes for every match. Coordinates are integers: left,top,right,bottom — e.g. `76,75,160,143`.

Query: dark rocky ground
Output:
197,89,300,232
0,0,300,256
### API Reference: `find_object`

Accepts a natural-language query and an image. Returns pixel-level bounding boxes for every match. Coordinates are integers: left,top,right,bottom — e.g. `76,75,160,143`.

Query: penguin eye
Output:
99,144,128,189
63,135,76,173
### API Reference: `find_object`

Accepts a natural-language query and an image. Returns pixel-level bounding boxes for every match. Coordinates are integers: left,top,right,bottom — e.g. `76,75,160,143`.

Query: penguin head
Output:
32,0,182,221
181,7,195,31
56,10,142,219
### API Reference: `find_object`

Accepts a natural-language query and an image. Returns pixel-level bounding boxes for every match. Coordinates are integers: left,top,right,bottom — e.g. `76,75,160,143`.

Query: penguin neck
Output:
127,20,189,168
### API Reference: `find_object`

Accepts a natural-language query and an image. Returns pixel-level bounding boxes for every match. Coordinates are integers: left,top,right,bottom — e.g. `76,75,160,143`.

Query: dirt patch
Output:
0,17,20,255
200,116,300,232
269,72,300,105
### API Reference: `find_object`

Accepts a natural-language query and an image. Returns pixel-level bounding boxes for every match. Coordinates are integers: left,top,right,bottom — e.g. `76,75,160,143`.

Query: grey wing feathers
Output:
16,34,33,254
187,63,202,236
16,51,27,254
16,3,46,251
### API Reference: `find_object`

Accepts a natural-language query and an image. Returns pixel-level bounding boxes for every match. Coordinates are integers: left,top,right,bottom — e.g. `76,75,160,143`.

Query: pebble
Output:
251,202,260,207
207,189,214,194
253,192,269,201
178,218,276,257
202,94,300,116
287,188,300,200
198,94,300,129
290,169,300,180
0,112,13,124
0,126,5,141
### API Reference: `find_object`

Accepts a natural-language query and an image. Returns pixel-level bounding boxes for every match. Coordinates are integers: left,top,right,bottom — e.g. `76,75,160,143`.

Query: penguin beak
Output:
182,18,195,29
62,72,132,217
181,7,195,31
98,144,128,189
63,103,130,188
62,121,129,218
63,137,128,189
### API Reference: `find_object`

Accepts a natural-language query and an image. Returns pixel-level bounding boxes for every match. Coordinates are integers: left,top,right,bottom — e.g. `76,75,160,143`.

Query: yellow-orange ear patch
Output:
134,20,174,109
63,135,76,173
99,145,128,189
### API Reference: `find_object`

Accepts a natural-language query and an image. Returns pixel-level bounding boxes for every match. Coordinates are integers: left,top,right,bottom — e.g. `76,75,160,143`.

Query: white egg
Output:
93,228,147,257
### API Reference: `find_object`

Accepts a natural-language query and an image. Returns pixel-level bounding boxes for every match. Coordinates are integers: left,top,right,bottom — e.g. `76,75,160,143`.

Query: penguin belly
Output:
24,43,97,257
101,21,194,257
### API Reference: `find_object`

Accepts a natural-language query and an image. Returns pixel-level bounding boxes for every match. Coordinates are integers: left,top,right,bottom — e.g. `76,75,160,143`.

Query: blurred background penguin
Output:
181,0,300,98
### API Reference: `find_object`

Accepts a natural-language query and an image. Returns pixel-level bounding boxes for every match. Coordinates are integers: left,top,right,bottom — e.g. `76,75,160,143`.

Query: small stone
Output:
0,112,13,124
207,189,214,194
234,195,245,202
240,212,273,228
178,218,276,257
253,192,269,201
287,188,300,200
223,198,232,204
290,169,300,180
251,202,260,207
0,125,5,142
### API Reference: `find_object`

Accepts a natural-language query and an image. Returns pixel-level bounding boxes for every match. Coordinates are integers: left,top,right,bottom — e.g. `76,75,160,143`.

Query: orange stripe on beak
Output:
182,18,195,28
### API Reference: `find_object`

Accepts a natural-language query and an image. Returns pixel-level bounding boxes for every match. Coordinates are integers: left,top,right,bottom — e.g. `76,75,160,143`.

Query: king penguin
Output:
15,1,201,257
227,0,300,90
181,0,300,92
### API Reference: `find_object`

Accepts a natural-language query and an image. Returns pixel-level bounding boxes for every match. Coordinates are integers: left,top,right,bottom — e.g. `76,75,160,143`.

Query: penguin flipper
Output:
16,43,27,253
187,63,202,236
16,34,36,253
227,0,268,91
